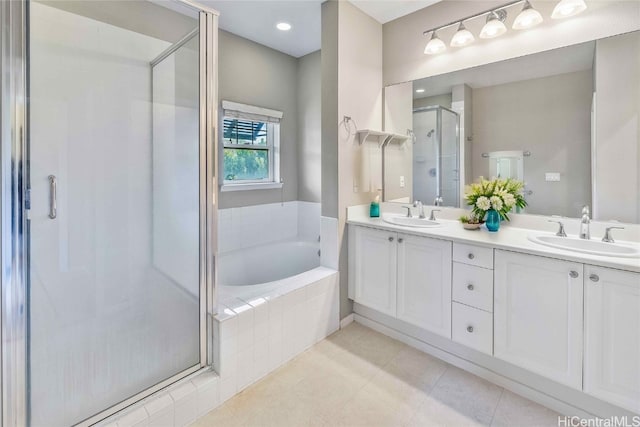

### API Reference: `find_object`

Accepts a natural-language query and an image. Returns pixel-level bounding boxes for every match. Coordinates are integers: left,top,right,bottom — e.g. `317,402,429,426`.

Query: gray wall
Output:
219,30,299,209
297,51,322,203
594,31,640,223
472,70,593,217
414,93,452,110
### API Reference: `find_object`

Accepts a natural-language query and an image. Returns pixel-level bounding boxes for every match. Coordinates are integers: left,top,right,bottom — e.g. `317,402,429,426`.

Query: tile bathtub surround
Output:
214,271,340,404
218,201,321,253
195,322,561,427
99,369,220,427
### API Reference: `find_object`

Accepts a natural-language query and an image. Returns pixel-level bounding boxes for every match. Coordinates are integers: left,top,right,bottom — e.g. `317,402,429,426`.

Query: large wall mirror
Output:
383,30,639,223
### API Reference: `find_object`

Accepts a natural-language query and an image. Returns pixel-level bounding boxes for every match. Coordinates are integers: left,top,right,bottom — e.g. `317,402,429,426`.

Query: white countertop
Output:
347,206,640,273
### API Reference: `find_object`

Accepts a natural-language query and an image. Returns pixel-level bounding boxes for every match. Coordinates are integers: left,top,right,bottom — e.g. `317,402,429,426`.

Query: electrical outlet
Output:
400,176,405,188
545,172,561,182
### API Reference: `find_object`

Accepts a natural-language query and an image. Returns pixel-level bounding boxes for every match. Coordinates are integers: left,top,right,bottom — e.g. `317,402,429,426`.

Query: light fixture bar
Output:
422,0,525,36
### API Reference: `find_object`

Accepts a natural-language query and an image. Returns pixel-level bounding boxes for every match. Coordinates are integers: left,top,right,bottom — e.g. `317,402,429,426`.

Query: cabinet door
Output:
494,250,583,389
353,227,397,316
397,234,452,338
584,266,640,413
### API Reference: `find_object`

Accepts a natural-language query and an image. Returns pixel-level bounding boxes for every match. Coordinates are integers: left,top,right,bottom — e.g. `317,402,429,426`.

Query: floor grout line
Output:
488,387,506,427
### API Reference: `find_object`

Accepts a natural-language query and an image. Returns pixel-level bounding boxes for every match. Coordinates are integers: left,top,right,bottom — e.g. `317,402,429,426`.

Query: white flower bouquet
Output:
464,177,527,221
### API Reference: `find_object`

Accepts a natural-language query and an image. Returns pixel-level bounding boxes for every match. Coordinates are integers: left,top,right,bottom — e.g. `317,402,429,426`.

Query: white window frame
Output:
220,101,283,192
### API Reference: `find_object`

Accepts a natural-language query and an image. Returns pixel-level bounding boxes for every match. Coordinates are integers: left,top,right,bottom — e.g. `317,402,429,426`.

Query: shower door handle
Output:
48,175,57,219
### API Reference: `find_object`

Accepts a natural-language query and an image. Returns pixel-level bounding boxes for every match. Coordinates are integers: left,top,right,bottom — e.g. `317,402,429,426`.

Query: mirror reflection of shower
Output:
412,106,460,207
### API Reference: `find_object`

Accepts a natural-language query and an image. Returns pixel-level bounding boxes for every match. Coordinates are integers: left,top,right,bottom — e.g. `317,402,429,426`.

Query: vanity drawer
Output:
452,302,493,355
453,243,494,269
452,262,493,312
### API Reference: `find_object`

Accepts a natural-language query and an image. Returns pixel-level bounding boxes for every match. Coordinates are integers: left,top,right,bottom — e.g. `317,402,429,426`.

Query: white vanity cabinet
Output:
494,250,584,389
397,234,452,337
351,226,398,317
584,265,640,413
350,225,452,337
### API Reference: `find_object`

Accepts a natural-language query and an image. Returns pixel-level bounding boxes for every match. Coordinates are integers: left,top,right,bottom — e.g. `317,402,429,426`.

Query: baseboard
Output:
354,313,597,420
340,313,354,329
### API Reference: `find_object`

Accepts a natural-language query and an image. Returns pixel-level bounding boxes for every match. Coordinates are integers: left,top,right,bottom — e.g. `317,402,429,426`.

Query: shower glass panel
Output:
412,107,460,207
28,2,201,425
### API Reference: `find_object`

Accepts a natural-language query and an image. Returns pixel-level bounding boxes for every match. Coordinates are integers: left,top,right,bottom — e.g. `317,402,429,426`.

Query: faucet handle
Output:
429,209,441,221
413,200,422,207
401,206,412,217
602,226,624,243
581,205,590,216
548,220,567,237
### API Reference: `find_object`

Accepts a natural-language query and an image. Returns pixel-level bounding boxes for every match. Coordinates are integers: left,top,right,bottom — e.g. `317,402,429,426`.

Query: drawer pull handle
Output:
467,253,475,260
589,274,599,282
569,270,579,278
388,237,394,242
398,238,404,243
467,284,474,291
467,326,474,333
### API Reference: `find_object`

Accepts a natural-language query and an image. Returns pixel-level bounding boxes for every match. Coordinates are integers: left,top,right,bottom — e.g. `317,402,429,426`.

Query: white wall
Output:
321,0,383,318
383,82,413,202
594,31,640,223
383,0,640,86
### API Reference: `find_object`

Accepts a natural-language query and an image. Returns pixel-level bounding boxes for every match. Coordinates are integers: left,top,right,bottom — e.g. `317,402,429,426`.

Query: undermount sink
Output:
383,214,441,228
528,234,640,258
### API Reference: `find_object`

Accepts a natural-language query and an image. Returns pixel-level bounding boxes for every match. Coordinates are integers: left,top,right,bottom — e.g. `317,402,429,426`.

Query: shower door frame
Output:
0,1,219,426
412,105,461,207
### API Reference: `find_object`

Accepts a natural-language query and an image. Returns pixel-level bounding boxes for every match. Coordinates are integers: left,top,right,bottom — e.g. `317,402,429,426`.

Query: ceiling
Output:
349,0,440,24
413,41,596,98
201,0,322,58
201,0,441,58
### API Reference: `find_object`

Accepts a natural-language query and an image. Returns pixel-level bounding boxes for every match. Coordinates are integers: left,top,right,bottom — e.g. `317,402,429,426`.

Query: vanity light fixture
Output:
551,0,587,19
450,22,475,47
513,1,543,29
422,0,587,55
276,22,292,31
480,10,508,39
424,31,447,55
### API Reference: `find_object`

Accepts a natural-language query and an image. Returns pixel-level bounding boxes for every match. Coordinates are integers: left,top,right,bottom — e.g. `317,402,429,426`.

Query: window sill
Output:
220,182,283,192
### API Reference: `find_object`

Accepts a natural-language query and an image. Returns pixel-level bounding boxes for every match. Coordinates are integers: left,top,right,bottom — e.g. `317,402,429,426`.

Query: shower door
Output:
0,1,217,426
412,107,460,207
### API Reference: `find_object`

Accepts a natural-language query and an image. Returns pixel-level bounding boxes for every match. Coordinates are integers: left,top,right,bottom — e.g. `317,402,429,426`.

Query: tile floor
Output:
194,322,560,427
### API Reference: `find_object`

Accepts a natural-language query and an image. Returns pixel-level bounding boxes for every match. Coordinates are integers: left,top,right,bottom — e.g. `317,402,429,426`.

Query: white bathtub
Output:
218,239,320,288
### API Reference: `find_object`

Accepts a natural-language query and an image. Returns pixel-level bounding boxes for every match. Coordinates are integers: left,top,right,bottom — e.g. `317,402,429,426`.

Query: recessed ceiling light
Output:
276,22,292,31
415,89,425,93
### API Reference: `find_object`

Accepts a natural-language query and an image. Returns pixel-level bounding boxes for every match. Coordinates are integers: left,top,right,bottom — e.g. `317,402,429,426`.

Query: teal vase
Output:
485,209,500,232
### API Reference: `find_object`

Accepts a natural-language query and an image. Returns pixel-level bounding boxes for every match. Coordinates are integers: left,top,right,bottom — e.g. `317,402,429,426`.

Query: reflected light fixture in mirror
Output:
480,10,508,39
552,0,587,19
424,31,447,54
513,1,543,29
451,22,475,47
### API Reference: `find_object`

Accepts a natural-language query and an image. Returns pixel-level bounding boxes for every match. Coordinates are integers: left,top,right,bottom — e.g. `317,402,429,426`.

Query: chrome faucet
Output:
579,205,590,240
602,226,624,243
413,200,426,219
429,209,441,221
434,196,443,207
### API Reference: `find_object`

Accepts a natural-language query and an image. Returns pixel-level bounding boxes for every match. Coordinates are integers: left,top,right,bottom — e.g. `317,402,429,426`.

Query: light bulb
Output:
513,1,543,29
424,32,446,55
450,22,475,47
480,11,507,39
551,0,587,19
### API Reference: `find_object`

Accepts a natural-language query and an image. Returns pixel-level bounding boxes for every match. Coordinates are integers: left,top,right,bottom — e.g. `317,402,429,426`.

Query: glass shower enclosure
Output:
412,106,460,207
0,1,218,425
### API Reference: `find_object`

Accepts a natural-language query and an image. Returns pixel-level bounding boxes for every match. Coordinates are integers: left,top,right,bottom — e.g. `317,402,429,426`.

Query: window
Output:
221,101,282,190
